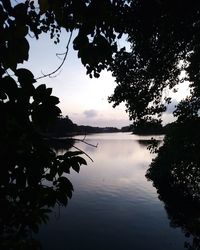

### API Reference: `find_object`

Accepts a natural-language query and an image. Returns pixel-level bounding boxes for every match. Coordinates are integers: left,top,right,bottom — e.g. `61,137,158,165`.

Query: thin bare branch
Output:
74,138,98,148
72,145,94,162
56,51,67,60
36,31,73,81
40,68,62,79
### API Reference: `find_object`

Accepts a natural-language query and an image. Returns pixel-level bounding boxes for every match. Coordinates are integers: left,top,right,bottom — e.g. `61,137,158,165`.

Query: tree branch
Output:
36,31,73,81
74,138,98,148
72,145,94,162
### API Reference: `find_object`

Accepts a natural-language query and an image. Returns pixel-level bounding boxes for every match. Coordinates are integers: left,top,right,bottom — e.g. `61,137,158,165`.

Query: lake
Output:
38,132,191,250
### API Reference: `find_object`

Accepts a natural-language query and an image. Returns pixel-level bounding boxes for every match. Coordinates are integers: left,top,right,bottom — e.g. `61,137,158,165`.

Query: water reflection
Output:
146,121,200,250
161,194,200,250
38,133,189,250
5,131,198,250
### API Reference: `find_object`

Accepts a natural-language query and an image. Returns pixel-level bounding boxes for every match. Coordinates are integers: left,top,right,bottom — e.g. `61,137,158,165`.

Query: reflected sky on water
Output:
38,133,188,250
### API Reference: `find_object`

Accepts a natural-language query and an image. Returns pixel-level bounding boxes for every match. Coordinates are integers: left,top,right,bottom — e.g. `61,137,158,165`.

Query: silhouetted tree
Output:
47,116,78,136
109,1,200,124
0,0,121,247
132,119,164,135
107,1,200,205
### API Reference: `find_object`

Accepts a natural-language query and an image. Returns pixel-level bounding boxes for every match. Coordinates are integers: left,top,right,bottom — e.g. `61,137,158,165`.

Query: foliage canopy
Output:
109,0,200,123
1,0,200,248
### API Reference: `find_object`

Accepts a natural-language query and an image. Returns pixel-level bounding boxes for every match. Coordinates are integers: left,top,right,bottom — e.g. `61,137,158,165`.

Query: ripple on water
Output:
38,133,188,250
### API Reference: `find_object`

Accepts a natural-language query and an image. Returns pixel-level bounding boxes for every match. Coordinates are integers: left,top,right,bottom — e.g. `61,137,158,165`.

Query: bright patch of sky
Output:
23,30,130,128
23,29,190,127
162,70,190,124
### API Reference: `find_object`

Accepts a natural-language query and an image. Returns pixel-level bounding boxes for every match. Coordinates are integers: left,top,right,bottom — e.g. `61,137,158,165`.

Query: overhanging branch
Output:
36,31,73,81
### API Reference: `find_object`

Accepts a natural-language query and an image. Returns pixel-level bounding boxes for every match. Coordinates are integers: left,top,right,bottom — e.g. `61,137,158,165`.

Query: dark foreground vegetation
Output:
1,0,200,249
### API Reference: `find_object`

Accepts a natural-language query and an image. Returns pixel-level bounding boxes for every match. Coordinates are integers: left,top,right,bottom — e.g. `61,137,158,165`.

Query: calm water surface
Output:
38,133,188,250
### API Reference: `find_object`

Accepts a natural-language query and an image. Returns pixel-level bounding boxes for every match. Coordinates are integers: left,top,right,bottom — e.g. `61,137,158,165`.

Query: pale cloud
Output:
83,109,98,118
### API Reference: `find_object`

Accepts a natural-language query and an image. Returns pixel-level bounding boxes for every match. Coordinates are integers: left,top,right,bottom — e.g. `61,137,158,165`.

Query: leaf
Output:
56,177,74,203
3,39,18,70
57,192,68,206
16,37,30,62
46,95,60,105
13,3,28,22
58,161,71,174
71,158,80,173
38,0,49,14
49,164,58,178
0,90,7,100
36,84,46,92
2,76,18,100
75,156,87,166
39,211,50,224
16,68,36,88
15,25,29,38
64,151,83,158
33,86,55,104
33,84,46,102
57,166,63,177
57,177,74,193
46,88,53,96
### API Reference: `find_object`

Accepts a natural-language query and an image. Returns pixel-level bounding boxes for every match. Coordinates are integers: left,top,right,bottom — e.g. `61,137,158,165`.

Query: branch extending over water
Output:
72,145,94,162
74,138,98,148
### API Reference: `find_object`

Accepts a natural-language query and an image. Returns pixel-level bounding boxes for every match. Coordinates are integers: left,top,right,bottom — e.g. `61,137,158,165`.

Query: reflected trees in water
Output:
146,119,200,202
146,119,200,249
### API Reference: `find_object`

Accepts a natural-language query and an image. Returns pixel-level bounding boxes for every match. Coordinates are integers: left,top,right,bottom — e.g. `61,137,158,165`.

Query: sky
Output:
23,30,190,128
23,30,132,128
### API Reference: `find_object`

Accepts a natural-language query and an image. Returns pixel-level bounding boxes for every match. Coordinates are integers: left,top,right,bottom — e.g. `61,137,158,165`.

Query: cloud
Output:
83,109,98,118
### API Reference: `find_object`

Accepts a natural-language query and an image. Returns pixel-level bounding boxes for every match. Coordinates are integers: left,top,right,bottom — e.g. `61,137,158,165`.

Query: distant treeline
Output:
47,116,172,137
47,116,120,137
122,119,174,135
